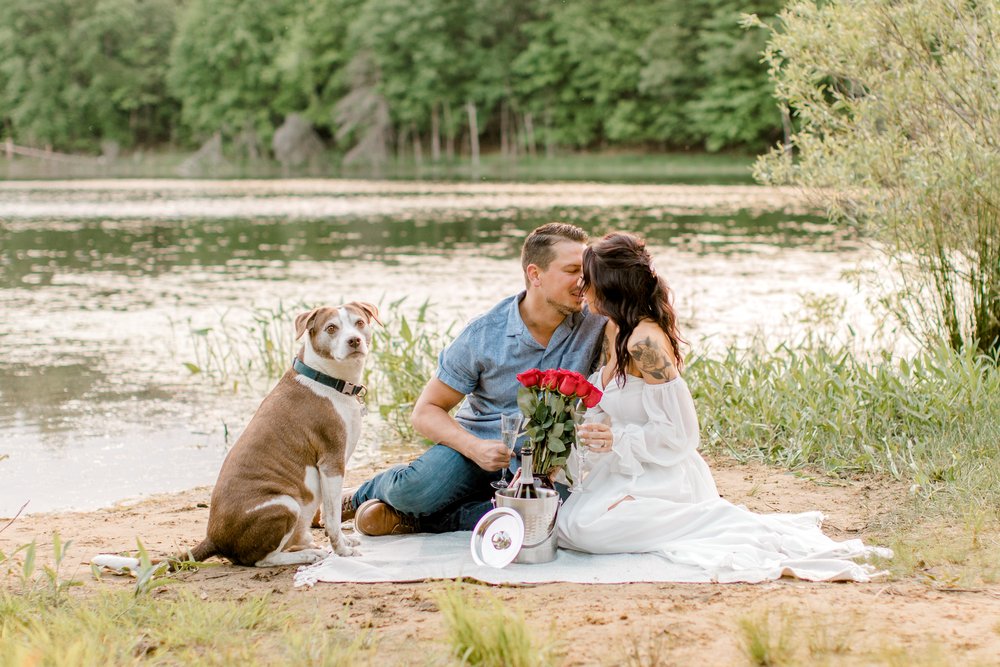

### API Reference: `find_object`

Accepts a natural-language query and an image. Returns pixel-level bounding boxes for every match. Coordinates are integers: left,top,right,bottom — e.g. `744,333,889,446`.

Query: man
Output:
345,223,607,535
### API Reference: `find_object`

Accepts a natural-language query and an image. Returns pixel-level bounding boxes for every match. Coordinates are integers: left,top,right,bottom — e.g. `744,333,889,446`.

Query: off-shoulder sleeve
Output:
610,378,701,478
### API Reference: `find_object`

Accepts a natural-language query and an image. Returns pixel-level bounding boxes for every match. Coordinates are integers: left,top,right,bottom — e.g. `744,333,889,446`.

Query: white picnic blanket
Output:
293,531,884,586
294,532,701,586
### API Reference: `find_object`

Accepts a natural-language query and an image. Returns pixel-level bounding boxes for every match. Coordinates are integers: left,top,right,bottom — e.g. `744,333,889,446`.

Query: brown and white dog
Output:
93,302,380,569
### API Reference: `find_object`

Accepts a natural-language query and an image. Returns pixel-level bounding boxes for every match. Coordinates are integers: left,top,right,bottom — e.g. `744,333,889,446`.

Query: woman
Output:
557,232,890,582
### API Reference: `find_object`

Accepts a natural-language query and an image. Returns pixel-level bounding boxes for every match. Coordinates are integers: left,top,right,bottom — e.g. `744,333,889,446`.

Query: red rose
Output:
542,369,562,391
574,381,593,400
537,370,551,389
557,373,579,396
516,368,542,388
582,385,603,408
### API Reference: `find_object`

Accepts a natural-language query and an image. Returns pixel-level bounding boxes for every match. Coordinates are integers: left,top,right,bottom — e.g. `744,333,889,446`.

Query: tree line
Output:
0,0,784,162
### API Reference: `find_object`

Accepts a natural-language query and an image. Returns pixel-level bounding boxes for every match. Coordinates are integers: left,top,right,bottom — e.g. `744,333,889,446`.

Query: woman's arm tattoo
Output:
631,336,673,380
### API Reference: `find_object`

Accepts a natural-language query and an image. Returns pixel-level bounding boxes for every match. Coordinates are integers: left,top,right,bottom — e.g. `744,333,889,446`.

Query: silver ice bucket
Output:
494,488,560,564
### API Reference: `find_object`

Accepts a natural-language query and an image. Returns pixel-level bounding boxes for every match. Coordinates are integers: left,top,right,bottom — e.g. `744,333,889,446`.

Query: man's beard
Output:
547,295,582,318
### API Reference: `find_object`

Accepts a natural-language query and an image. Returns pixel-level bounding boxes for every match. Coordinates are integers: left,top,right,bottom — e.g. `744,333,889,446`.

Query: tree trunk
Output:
524,112,536,157
444,101,455,160
430,104,441,162
500,100,509,157
781,105,793,158
509,104,519,158
544,105,554,158
396,124,408,162
411,122,422,166
466,100,480,167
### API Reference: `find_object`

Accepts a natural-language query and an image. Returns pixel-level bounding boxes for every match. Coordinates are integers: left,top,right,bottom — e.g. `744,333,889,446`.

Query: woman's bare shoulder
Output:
626,322,678,383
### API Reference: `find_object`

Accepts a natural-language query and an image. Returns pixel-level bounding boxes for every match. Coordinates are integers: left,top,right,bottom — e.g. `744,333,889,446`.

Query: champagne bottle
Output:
514,442,541,499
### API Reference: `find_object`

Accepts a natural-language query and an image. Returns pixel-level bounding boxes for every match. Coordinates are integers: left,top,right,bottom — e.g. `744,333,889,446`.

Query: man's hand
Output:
412,378,515,468
471,439,513,471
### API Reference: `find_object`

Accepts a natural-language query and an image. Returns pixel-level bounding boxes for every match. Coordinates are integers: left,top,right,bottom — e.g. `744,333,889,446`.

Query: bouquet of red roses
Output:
515,368,603,476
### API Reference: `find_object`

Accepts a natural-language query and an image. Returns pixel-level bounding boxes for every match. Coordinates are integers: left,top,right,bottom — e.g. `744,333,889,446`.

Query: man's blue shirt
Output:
436,291,606,444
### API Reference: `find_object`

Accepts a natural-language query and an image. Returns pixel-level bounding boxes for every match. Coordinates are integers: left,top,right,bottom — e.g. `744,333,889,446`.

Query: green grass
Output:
0,587,374,665
687,338,1000,510
1,535,374,667
872,508,1000,587
434,583,558,667
736,606,959,666
0,535,375,666
376,150,755,184
0,148,755,184
738,607,796,667
619,631,673,667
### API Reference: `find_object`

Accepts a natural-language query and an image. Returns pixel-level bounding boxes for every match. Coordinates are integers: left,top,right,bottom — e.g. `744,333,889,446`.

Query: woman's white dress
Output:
556,370,891,583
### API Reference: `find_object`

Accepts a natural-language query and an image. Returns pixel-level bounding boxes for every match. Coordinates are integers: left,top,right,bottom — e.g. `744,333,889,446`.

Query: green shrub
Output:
753,0,1000,355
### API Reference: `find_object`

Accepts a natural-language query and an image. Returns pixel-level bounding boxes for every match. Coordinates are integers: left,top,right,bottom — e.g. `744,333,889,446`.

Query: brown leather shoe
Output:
311,489,359,528
341,489,358,522
354,499,419,536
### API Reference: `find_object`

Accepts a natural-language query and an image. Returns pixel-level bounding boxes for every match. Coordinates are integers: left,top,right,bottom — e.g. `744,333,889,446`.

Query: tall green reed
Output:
175,300,306,393
1,533,81,610
367,297,454,440
687,337,1000,506
178,298,448,440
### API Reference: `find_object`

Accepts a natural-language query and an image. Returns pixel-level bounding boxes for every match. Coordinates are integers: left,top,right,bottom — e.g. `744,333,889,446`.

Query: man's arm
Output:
410,378,512,471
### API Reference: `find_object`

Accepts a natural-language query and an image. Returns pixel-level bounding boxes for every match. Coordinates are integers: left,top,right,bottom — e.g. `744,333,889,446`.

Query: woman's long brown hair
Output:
581,232,685,386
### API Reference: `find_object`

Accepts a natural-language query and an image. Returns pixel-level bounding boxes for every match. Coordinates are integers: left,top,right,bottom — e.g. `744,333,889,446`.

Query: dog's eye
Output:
325,325,339,334
356,320,365,328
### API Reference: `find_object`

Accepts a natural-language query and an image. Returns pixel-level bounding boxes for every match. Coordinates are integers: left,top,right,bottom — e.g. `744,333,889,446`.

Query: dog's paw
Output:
332,541,361,557
303,549,330,564
328,529,360,548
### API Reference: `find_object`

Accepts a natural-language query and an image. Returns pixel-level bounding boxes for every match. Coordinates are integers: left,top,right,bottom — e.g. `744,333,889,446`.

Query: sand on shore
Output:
3,457,999,665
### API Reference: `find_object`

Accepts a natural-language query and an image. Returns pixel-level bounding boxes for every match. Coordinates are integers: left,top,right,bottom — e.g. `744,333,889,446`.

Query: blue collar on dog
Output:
292,357,367,398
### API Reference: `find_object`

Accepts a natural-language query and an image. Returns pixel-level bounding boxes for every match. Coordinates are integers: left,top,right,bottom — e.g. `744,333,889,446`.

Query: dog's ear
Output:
350,301,383,327
294,308,320,340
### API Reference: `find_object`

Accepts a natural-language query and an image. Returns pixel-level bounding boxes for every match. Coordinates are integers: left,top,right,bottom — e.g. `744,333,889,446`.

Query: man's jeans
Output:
352,444,501,532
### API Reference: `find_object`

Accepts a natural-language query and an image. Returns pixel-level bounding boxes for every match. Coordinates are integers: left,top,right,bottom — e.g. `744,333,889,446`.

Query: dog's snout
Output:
347,336,362,349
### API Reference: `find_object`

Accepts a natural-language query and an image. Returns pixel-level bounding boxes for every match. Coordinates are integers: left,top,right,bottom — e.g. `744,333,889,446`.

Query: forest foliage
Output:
0,0,784,158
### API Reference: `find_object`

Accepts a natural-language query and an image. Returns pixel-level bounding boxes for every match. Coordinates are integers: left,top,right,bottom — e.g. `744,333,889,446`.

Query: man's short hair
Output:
521,223,588,277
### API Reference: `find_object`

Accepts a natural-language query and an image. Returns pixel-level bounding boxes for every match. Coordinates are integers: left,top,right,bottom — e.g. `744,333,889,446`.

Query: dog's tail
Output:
91,538,220,574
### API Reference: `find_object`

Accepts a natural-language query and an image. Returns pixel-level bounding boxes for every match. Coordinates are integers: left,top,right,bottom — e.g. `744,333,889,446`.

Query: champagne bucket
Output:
494,488,560,564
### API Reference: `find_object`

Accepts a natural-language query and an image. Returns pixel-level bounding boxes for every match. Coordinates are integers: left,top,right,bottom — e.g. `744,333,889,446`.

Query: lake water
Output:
0,180,875,517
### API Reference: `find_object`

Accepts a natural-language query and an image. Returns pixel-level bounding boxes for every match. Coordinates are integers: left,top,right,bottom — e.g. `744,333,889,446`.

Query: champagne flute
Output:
570,404,610,492
492,412,523,489
568,400,588,493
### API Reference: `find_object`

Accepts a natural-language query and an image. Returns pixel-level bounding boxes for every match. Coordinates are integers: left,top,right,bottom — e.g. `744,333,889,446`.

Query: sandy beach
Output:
5,454,998,665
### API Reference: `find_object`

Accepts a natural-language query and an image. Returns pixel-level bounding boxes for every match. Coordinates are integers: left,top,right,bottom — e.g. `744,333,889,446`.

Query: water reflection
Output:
0,210,850,290
0,361,182,441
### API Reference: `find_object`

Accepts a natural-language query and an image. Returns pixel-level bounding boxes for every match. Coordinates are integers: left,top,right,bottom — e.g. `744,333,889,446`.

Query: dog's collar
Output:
292,358,367,398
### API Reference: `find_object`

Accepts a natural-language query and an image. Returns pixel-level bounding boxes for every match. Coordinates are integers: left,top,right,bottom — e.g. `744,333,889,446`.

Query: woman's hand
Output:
577,422,613,453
